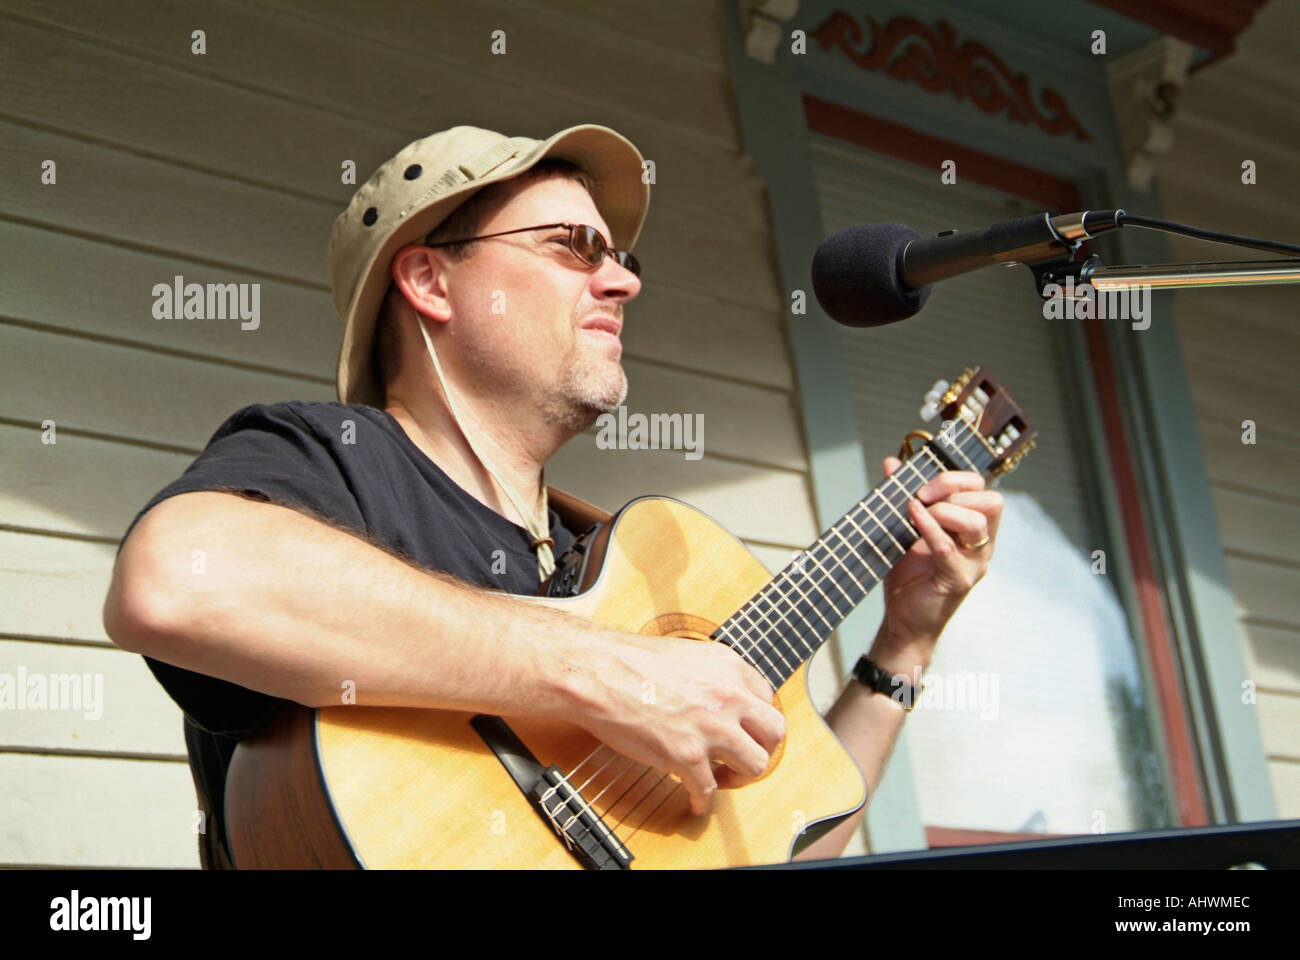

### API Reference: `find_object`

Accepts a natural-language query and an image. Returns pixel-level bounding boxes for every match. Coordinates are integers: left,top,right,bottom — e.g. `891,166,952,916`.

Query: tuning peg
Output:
920,379,949,421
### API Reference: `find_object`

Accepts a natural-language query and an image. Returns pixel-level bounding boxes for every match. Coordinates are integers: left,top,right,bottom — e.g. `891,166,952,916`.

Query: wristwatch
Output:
852,654,921,711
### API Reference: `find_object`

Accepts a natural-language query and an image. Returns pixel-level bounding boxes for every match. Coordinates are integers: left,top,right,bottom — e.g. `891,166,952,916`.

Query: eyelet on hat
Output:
362,207,378,226
403,164,423,180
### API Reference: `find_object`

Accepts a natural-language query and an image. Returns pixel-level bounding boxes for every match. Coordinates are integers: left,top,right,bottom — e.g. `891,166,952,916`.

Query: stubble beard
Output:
548,345,627,433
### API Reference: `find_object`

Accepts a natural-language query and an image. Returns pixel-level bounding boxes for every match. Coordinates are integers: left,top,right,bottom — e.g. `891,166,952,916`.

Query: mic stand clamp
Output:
1029,256,1098,300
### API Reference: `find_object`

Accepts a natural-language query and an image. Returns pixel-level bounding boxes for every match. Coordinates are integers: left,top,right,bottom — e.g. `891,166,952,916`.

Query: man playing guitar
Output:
103,124,1003,868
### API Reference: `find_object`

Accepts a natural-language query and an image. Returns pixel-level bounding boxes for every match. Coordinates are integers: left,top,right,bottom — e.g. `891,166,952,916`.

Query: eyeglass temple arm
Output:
424,222,574,248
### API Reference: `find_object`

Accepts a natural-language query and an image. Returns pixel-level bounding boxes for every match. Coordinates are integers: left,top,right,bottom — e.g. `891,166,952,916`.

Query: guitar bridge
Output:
532,766,635,870
470,714,634,870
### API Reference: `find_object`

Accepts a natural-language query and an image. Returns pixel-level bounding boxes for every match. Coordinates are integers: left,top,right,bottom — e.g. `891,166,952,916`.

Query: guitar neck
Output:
712,417,997,689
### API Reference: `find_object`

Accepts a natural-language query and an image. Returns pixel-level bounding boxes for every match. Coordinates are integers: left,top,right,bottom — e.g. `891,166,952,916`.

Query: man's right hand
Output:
560,631,787,816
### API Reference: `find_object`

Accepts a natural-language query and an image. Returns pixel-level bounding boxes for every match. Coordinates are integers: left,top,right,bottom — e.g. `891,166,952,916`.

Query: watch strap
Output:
852,654,919,711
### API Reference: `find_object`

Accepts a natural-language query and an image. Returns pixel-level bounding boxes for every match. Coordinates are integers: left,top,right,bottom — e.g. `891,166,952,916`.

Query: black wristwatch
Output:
852,654,920,711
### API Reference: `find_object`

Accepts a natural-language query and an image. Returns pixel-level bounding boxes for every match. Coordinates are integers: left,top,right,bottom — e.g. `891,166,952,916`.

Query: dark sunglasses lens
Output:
573,225,605,266
572,226,639,276
617,251,641,277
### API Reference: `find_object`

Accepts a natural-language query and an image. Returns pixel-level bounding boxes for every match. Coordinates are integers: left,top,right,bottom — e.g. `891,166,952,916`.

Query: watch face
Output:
855,657,883,687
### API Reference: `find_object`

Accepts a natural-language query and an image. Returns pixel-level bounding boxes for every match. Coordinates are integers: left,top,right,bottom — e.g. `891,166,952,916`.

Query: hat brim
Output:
336,124,649,409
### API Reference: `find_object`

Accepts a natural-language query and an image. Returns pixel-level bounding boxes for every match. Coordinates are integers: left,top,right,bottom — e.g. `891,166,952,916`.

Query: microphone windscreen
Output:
811,223,932,327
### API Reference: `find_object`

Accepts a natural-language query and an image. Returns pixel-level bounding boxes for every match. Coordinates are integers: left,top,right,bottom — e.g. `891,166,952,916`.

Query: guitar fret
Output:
744,598,804,672
751,581,820,646
842,511,892,569
765,564,822,639
775,568,838,636
798,576,843,626
732,575,818,674
902,458,931,491
802,550,853,615
878,477,919,538
940,423,979,471
823,526,872,595
860,500,906,555
718,600,779,671
727,602,796,677
733,627,789,679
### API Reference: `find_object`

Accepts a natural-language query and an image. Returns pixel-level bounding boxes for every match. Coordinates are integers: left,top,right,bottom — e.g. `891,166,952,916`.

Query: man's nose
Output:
592,256,641,301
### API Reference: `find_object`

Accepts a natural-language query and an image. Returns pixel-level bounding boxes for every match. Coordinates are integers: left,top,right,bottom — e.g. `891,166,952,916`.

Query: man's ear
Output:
391,244,453,324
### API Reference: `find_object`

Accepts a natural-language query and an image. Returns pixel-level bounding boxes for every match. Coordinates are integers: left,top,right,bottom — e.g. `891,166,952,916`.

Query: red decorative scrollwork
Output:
812,12,1092,142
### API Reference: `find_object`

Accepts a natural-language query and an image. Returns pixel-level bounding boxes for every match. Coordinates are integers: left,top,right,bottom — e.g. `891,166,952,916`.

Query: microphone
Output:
811,210,1122,327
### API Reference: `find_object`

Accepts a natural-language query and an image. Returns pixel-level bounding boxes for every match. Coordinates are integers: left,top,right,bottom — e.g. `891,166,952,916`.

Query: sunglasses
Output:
424,222,641,277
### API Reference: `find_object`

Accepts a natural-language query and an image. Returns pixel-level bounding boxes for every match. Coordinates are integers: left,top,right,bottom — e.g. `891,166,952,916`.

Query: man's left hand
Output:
873,456,1003,669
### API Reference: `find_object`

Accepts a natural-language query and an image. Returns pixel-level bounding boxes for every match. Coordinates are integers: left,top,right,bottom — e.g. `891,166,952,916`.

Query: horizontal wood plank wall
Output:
1148,11,1300,818
0,0,827,866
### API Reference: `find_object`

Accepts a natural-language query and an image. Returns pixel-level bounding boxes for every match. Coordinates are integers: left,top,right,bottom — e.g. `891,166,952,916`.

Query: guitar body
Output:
225,496,867,869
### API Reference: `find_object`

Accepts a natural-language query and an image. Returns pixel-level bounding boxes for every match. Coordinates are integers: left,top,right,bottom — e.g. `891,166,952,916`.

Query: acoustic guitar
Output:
225,366,1035,868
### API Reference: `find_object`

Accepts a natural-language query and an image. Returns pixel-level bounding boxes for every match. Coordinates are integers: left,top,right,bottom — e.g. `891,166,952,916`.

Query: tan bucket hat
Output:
328,124,650,409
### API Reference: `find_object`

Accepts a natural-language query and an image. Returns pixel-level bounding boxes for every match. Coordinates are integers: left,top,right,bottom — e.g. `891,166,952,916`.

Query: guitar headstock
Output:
920,366,1037,478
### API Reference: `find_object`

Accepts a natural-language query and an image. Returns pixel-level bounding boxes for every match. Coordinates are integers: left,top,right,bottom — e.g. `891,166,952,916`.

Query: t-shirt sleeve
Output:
120,403,366,739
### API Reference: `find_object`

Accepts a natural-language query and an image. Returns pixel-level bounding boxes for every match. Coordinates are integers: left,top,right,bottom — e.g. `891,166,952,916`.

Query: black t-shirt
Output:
117,400,578,862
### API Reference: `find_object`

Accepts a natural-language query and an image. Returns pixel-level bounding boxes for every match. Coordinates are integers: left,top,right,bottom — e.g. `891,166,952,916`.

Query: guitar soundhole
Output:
640,613,787,782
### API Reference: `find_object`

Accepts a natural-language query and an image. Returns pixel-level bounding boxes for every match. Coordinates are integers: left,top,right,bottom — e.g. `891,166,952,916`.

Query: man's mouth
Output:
581,315,623,337
580,315,623,352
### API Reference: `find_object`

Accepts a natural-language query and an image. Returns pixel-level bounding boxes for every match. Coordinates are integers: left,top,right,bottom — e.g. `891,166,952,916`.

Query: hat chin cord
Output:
415,316,556,581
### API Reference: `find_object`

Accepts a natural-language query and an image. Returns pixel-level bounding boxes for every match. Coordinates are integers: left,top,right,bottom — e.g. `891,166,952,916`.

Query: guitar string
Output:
553,751,640,839
608,767,674,832
565,754,678,840
544,422,994,847
718,491,899,672
541,598,813,824
547,745,675,842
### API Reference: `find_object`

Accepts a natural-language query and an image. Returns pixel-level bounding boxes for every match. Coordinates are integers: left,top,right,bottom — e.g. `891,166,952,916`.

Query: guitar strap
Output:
545,485,613,532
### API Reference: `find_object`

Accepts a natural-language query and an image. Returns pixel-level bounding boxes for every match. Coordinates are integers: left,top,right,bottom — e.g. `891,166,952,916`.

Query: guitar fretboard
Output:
712,417,995,689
